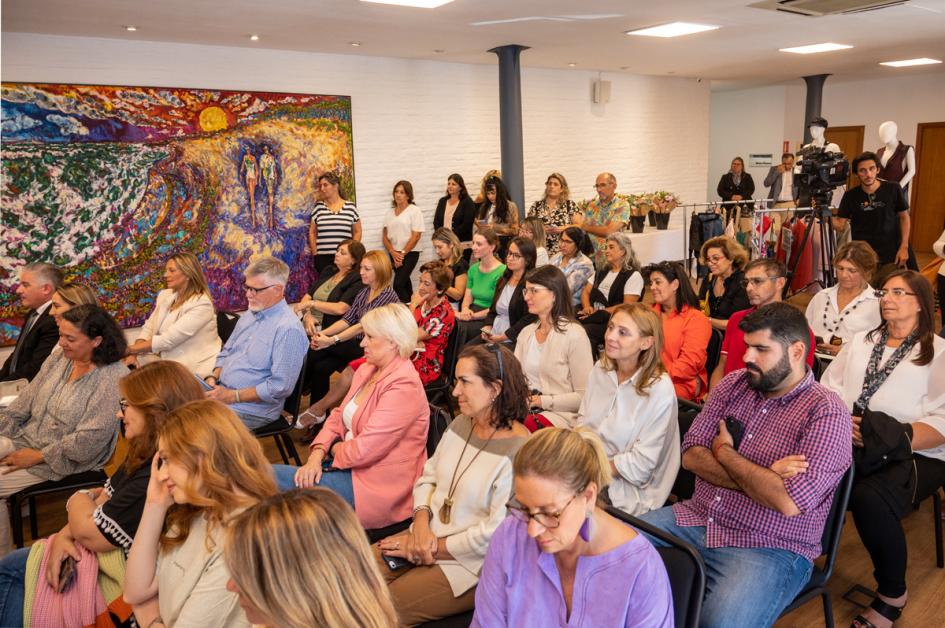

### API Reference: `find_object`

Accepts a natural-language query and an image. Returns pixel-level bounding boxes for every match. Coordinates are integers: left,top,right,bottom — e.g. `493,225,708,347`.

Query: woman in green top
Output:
455,228,506,344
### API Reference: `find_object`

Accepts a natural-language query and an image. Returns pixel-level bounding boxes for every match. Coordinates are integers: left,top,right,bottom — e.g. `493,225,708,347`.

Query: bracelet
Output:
311,443,327,454
413,505,433,520
234,389,241,403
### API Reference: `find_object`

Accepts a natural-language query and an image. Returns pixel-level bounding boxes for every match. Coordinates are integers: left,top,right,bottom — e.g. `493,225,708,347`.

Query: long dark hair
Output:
446,173,469,201
457,344,528,430
643,262,699,313
524,265,576,332
478,176,512,224
493,238,537,301
869,269,935,366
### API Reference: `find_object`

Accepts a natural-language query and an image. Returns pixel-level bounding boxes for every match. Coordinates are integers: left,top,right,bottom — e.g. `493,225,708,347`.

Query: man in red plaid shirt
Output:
641,302,852,628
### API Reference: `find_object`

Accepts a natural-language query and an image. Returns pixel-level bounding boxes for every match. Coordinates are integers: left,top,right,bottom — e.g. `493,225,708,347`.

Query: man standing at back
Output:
574,172,631,268
1,263,63,382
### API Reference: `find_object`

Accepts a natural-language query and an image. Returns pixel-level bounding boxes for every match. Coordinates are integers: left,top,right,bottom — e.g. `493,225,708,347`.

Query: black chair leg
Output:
934,491,943,569
273,436,289,465
28,496,38,541
822,590,834,628
10,495,23,549
281,433,303,466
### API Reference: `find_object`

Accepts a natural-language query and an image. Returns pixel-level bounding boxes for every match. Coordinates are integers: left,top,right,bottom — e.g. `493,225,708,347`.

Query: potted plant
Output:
622,194,647,233
651,191,679,230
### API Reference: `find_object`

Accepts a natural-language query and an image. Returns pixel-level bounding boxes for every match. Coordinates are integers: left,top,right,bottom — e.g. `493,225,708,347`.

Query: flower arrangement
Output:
650,191,680,214
622,193,649,217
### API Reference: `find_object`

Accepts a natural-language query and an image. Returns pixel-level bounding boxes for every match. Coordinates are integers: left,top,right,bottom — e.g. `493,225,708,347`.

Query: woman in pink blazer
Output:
274,303,429,530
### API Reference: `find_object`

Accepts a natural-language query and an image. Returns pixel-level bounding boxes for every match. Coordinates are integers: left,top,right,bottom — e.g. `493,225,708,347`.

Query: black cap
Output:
809,116,829,129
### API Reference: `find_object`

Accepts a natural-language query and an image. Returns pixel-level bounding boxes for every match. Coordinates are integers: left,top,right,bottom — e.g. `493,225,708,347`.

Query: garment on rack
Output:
690,211,724,279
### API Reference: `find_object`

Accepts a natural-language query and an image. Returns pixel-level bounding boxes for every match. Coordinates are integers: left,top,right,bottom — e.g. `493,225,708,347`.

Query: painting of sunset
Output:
0,82,355,345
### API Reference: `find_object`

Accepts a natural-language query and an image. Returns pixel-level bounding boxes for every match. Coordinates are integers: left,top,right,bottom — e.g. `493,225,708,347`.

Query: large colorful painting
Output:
1,82,355,346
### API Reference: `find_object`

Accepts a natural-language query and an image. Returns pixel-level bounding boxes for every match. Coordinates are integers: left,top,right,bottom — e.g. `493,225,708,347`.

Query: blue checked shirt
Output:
215,299,307,421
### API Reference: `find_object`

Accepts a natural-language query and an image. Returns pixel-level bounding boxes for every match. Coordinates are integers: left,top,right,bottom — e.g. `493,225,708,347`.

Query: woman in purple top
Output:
473,427,673,628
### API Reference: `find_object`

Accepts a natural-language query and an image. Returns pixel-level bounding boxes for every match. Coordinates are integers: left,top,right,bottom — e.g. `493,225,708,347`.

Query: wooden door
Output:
911,122,945,253
826,125,865,190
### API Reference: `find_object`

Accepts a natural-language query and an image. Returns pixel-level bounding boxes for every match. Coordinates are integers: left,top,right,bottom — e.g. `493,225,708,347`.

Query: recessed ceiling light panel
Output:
779,42,852,54
124,25,137,32
880,57,942,67
250,34,259,41
625,22,719,38
361,0,454,7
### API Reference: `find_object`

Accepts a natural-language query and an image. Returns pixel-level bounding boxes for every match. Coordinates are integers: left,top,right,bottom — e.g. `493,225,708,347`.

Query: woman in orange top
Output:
645,262,712,401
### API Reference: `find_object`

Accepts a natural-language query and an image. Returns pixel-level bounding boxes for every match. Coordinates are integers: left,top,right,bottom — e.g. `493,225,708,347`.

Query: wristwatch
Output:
333,335,341,345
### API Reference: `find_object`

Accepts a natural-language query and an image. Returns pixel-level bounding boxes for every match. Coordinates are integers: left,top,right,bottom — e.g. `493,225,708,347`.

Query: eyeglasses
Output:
523,286,550,296
740,276,780,287
506,251,523,260
874,288,916,299
118,398,129,417
506,494,579,529
243,283,277,296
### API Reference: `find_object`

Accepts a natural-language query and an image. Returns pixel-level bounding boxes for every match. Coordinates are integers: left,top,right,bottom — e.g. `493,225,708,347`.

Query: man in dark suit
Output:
1,263,63,382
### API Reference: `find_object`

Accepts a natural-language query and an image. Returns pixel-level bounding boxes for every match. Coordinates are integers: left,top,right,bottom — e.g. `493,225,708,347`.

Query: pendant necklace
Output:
440,420,497,524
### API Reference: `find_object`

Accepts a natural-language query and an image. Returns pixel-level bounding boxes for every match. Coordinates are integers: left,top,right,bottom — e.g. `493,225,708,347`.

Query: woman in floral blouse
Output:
412,261,456,385
527,172,579,254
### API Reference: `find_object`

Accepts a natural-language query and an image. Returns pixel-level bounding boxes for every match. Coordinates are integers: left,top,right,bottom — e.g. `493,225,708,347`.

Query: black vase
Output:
628,216,646,233
647,210,657,226
655,213,670,230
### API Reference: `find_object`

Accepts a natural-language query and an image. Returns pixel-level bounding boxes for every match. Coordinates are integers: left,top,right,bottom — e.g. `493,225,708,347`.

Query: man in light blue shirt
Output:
205,256,306,429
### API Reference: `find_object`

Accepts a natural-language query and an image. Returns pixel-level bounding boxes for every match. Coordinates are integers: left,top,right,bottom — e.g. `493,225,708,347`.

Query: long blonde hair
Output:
514,427,612,501
158,400,276,550
597,303,665,396
224,489,397,628
168,252,212,310
55,282,99,309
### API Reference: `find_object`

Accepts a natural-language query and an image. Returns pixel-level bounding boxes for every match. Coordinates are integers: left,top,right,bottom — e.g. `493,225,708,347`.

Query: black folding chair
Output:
424,324,461,417
705,328,724,379
607,506,706,628
671,398,703,502
9,470,108,547
216,311,240,344
779,465,855,627
252,355,306,466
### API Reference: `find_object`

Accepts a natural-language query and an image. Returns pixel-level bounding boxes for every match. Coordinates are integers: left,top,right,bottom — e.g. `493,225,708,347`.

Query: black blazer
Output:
486,277,536,342
0,307,59,382
433,196,478,242
716,172,755,202
307,266,365,329
697,269,750,321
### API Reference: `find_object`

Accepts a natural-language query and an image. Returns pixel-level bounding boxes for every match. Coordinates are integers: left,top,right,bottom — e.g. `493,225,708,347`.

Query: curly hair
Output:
60,304,127,365
456,344,528,430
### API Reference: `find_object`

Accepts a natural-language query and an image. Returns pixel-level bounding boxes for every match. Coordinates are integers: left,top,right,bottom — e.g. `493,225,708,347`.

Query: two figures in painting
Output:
240,144,280,229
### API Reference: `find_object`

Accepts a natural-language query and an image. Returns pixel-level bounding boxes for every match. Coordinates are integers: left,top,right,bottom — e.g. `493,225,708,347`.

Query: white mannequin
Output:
806,124,841,153
878,121,917,190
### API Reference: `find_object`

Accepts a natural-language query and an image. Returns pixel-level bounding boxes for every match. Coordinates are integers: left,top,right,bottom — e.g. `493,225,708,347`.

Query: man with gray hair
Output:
205,256,306,429
573,172,631,268
1,263,63,382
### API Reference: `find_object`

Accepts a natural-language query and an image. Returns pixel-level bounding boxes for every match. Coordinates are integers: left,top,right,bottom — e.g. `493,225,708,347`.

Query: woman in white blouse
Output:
126,253,220,377
821,270,945,628
383,180,425,303
514,265,593,431
577,303,679,516
805,241,881,354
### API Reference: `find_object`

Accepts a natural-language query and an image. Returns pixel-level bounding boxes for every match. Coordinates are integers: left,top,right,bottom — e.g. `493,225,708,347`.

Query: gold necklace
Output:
440,419,497,524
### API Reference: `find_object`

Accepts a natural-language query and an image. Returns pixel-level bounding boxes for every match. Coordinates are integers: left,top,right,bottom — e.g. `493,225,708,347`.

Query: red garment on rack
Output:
787,220,813,292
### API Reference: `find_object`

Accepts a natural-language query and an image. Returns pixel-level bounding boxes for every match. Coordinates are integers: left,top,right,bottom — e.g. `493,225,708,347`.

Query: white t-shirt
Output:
342,396,359,441
491,283,515,336
384,203,425,251
587,270,644,309
523,338,544,390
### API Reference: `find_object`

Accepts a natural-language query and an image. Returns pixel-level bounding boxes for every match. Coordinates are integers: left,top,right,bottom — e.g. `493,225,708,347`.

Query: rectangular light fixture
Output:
779,42,852,54
880,57,942,67
361,0,454,7
625,22,719,38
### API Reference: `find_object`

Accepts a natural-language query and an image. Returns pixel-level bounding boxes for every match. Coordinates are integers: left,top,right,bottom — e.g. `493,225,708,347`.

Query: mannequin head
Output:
809,116,828,143
879,121,898,144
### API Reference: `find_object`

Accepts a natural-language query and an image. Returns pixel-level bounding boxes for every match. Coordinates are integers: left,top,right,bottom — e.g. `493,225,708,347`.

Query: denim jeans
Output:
272,464,355,509
236,411,274,430
0,547,29,626
639,506,813,628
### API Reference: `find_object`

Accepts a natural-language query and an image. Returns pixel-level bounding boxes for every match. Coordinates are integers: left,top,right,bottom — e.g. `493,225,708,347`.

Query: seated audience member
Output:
709,259,814,391
550,227,596,307
383,180,425,303
126,253,221,377
805,241,880,353
307,250,399,403
516,266,593,431
124,400,276,627
433,174,477,256
0,304,127,556
645,262,712,401
281,304,429,531
412,262,456,385
49,282,99,322
578,304,679,515
376,344,530,625
640,303,851,628
224,489,398,628
519,216,550,266
0,361,204,626
430,228,469,308
480,238,537,346
474,169,501,205
204,256,306,430
578,231,644,351
474,427,674,627
295,239,365,335
573,172,632,269
476,176,519,257
821,270,945,628
1,262,63,383
697,236,750,331
526,172,578,255
456,229,506,344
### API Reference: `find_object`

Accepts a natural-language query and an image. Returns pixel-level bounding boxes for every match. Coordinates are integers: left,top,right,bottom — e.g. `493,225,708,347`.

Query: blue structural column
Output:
802,74,829,145
489,44,529,216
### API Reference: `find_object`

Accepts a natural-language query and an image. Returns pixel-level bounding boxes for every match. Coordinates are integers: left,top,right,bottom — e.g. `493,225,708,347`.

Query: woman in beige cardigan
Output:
514,265,593,431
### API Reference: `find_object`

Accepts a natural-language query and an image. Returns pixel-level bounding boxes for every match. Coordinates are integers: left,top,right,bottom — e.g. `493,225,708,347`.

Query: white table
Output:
622,226,686,266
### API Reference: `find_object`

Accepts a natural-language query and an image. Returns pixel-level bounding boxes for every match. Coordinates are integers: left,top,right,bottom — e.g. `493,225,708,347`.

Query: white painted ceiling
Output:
3,0,945,89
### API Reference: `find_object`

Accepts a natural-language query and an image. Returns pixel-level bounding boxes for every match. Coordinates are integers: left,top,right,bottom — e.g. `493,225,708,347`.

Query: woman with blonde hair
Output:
473,427,674,627
126,252,221,376
224,489,397,628
49,282,99,322
124,399,276,628
430,228,469,307
527,172,579,254
578,304,679,515
518,216,550,266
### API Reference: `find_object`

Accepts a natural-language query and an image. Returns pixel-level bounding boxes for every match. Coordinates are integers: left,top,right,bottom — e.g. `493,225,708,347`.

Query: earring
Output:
579,511,594,542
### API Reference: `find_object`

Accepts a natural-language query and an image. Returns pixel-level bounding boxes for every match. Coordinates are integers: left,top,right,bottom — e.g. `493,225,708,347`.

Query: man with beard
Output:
709,258,815,392
640,302,851,628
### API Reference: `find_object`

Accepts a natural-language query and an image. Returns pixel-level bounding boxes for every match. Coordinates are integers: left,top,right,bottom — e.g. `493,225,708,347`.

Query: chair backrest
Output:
671,398,703,501
817,465,855,581
812,355,826,381
440,322,462,385
606,506,706,628
427,403,453,457
216,311,240,345
705,328,724,378
281,354,308,423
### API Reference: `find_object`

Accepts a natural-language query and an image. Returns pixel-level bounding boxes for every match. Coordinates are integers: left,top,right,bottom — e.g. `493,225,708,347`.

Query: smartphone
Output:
58,556,77,593
195,374,214,391
381,553,412,571
724,416,745,450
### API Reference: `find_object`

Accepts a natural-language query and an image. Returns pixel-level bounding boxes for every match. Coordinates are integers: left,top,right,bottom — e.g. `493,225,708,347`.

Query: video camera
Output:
795,145,850,211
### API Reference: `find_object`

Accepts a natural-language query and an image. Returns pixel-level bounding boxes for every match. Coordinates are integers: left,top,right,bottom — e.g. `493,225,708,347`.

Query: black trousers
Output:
579,310,610,359
314,254,335,275
849,454,945,597
305,339,364,402
390,251,420,303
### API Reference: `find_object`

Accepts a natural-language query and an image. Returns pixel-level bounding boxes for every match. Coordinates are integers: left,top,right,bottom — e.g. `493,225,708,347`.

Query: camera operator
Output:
832,151,910,287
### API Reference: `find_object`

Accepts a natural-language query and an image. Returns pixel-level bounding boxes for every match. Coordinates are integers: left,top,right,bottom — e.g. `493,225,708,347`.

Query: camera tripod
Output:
784,202,837,296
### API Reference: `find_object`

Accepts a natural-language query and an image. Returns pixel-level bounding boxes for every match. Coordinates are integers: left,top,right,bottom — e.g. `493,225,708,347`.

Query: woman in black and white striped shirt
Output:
309,172,362,273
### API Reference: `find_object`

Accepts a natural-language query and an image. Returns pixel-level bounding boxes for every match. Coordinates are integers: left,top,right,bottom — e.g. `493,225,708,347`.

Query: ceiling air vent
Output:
748,0,909,16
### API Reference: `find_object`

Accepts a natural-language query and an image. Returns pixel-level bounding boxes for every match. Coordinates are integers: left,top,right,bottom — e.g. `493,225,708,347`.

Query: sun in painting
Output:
198,105,228,132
